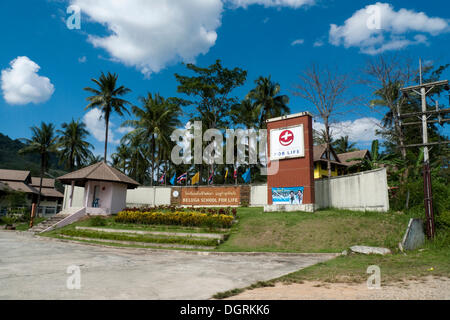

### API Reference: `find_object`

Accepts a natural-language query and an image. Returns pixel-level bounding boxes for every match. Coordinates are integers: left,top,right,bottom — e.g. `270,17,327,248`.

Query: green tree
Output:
57,119,93,171
87,154,104,166
19,122,58,211
175,60,247,130
111,143,129,173
84,72,131,161
332,136,357,154
122,93,182,186
245,76,290,128
230,99,260,129
175,60,247,183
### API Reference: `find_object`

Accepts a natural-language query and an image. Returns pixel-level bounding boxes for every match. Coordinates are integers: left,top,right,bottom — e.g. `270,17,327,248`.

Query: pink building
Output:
57,162,139,215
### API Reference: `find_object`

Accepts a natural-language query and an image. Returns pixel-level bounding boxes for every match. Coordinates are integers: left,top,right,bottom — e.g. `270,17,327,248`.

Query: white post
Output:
84,182,91,208
69,181,75,208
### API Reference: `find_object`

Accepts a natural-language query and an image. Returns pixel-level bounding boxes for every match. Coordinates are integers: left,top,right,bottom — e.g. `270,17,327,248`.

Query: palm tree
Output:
122,93,182,186
230,99,260,129
84,72,131,161
111,143,130,173
246,76,290,128
333,136,357,154
57,119,93,171
87,154,104,166
19,122,58,213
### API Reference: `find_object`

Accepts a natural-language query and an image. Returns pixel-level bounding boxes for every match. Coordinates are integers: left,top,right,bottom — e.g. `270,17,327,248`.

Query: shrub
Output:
1,215,17,226
115,210,234,228
125,206,235,216
436,211,450,230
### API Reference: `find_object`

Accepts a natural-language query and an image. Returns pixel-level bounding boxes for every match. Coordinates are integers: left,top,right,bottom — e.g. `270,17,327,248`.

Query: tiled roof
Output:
0,181,39,194
31,177,55,188
313,144,344,166
338,150,370,167
0,169,30,182
58,161,139,189
38,187,64,198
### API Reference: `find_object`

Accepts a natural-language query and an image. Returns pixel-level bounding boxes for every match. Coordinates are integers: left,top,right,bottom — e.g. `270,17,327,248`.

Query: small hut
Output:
57,162,139,215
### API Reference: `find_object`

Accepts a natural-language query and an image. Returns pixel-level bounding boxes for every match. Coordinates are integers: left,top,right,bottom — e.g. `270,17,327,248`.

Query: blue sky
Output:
0,0,449,157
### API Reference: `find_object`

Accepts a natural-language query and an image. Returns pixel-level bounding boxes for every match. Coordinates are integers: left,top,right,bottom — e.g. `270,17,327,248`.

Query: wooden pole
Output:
29,203,36,228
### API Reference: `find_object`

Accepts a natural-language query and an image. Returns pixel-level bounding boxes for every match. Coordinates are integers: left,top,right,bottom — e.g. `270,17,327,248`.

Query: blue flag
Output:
169,173,176,185
242,168,251,184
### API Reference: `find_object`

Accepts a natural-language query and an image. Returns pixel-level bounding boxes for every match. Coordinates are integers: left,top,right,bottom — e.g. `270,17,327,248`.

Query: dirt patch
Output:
225,276,450,300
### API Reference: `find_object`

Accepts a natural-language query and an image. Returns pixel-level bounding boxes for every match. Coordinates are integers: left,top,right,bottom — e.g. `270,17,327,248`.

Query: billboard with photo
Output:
269,124,305,161
271,186,304,205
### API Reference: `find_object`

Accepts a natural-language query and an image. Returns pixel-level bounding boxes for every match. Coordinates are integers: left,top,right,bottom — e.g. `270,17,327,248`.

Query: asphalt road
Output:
0,231,337,300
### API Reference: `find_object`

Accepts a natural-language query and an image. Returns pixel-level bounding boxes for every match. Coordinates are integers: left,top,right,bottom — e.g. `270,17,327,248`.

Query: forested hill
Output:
0,133,66,177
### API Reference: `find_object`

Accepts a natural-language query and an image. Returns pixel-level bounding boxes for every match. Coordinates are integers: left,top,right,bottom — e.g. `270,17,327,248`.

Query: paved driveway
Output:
0,231,337,300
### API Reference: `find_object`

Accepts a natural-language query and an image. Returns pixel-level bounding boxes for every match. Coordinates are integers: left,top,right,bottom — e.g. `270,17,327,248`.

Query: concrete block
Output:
349,245,391,255
401,218,425,251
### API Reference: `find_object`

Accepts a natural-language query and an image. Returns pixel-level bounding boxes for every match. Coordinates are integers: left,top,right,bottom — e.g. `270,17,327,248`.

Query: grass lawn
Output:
213,208,450,298
218,207,413,253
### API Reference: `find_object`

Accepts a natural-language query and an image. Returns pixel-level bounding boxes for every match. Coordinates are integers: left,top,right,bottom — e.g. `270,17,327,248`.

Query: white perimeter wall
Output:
126,187,172,207
250,184,268,207
62,185,85,209
62,168,389,212
314,168,390,212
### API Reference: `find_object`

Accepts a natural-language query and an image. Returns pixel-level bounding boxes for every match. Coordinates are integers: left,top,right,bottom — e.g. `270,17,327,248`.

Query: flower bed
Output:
115,210,234,228
125,206,237,217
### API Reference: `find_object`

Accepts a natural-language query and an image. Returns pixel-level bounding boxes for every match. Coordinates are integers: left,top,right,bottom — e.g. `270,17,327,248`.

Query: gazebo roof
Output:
57,161,140,189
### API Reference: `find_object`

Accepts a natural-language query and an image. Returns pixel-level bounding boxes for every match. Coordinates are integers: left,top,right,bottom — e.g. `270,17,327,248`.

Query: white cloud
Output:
78,56,87,63
314,117,381,144
1,56,55,105
72,0,223,77
228,0,315,9
291,39,305,46
313,39,324,47
329,2,449,54
83,108,120,144
72,0,316,76
117,126,134,134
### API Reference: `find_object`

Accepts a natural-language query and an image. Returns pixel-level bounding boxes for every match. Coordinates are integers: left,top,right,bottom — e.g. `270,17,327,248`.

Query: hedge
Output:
115,210,234,228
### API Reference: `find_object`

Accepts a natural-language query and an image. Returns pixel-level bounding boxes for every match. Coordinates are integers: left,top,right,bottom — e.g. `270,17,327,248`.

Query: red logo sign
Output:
279,130,294,146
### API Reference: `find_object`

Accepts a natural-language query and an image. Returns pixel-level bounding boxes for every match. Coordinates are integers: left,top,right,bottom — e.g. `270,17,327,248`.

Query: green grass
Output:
217,207,413,253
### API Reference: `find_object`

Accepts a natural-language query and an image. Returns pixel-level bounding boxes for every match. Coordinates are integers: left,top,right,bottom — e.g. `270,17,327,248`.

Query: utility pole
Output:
400,59,450,239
